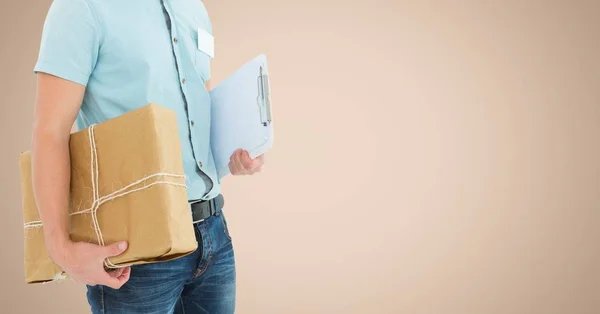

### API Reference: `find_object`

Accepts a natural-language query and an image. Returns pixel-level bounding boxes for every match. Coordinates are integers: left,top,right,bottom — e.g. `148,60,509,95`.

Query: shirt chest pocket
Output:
190,27,214,82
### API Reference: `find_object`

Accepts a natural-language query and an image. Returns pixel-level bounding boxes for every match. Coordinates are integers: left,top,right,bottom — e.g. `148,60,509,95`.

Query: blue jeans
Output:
86,207,236,313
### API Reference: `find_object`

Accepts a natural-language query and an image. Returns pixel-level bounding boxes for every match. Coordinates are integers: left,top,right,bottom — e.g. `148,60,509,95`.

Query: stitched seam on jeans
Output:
100,285,105,314
179,297,186,314
193,254,213,279
192,223,213,279
220,214,231,241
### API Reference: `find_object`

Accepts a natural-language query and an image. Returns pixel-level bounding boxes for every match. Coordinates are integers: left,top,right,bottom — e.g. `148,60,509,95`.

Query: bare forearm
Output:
31,127,72,254
30,73,85,257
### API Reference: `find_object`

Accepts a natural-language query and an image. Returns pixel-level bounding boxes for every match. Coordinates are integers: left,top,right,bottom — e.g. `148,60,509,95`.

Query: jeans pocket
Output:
219,211,232,241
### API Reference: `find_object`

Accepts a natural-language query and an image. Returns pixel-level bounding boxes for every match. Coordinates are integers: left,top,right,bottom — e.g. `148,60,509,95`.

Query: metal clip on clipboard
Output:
257,66,272,126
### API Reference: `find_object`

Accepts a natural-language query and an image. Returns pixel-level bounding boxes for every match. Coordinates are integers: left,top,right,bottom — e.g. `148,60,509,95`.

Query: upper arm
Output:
33,73,85,136
33,0,100,134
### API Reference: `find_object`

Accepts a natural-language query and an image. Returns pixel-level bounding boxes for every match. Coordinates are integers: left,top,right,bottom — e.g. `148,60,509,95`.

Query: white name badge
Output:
197,28,215,59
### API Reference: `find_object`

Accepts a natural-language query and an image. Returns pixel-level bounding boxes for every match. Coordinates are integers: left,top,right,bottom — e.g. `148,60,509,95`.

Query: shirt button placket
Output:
162,1,209,186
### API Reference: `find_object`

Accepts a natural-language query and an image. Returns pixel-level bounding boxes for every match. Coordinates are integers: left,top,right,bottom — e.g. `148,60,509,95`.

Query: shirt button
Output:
181,78,186,84
198,162,203,167
190,120,195,126
173,38,178,44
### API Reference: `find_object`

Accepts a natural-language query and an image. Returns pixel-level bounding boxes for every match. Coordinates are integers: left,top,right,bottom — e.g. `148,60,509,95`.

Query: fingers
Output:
228,159,239,175
229,149,247,175
252,153,265,172
107,267,125,278
240,150,254,169
229,149,265,175
99,243,130,289
106,266,131,282
118,267,132,282
102,241,128,258
99,272,128,290
96,266,131,289
62,242,131,290
244,151,264,174
234,150,246,174
86,266,131,289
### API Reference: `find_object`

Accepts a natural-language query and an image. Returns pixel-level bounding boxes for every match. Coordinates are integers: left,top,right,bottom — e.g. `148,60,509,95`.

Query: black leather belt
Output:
190,194,224,222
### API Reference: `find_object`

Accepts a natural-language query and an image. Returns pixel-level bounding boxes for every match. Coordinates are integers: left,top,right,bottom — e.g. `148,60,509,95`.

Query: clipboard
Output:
209,54,274,179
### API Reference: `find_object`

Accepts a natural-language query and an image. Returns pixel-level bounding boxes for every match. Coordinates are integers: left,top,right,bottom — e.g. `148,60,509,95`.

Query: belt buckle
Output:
190,196,218,224
208,198,215,215
190,200,205,224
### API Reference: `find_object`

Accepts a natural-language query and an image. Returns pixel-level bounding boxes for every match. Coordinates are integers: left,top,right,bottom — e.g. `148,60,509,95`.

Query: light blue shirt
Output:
34,0,220,201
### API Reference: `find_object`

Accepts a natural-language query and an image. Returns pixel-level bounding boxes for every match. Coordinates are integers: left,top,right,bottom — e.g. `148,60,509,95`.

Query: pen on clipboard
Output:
257,66,272,126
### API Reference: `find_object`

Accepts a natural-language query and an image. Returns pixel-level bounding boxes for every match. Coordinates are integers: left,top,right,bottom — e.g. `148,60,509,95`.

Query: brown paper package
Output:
18,104,198,284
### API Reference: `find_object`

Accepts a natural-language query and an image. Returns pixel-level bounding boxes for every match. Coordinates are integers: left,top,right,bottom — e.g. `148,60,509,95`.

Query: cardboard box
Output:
19,104,197,284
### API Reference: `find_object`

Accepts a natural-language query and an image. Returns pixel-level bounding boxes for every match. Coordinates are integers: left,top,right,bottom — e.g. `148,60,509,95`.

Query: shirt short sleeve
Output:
34,0,100,86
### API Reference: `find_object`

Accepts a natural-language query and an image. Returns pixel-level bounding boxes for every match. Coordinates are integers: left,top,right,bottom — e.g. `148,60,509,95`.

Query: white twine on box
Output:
23,124,187,270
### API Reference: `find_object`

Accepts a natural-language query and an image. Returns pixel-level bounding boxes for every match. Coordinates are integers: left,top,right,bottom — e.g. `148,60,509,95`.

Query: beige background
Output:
1,0,599,313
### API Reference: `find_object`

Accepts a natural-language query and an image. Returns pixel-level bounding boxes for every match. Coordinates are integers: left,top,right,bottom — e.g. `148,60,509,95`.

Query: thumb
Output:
241,150,254,168
98,269,128,290
102,241,128,258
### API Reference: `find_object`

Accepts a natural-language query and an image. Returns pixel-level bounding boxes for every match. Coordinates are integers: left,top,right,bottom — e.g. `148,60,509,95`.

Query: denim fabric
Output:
86,208,235,314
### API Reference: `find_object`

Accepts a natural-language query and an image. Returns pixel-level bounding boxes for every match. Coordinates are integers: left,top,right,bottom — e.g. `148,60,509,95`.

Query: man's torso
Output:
66,0,219,200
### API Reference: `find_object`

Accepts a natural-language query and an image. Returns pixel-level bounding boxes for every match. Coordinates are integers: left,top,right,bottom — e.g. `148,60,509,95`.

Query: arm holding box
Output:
30,0,130,289
32,73,131,289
